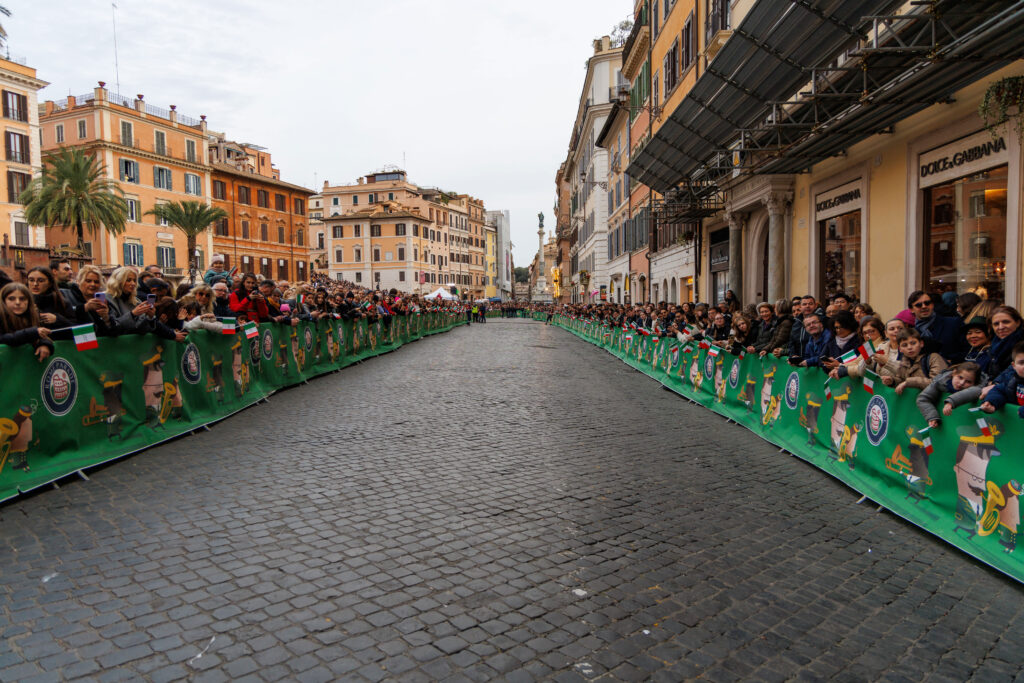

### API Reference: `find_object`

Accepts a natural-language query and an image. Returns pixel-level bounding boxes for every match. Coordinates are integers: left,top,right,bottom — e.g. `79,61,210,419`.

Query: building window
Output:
413,224,419,237
257,189,269,208
923,165,1008,303
388,192,394,201
215,217,229,236
355,272,362,283
241,220,250,239
374,272,381,284
2,90,27,122
819,211,862,302
399,271,405,282
119,158,139,183
354,225,361,237
278,226,285,243
184,173,201,195
185,139,197,163
276,193,286,211
3,131,28,165
126,198,139,222
5,170,29,203
293,198,304,214
296,229,304,246
398,246,405,260
395,223,406,236
332,225,344,239
212,180,225,199
120,120,133,146
260,223,268,241
682,13,696,71
664,39,679,94
278,261,288,279
14,221,28,246
332,197,339,206
371,224,382,237
707,0,729,40
373,248,380,262
336,272,344,282
77,119,87,139
317,232,324,249
238,186,251,204
154,203,169,226
154,130,166,156
335,248,343,263
354,248,362,262
368,193,375,203
55,124,64,144
156,245,176,268
353,195,359,205
154,167,173,190
123,242,144,266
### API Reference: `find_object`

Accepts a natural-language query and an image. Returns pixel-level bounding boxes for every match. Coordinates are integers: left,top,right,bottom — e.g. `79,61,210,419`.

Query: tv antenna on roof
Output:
111,2,121,94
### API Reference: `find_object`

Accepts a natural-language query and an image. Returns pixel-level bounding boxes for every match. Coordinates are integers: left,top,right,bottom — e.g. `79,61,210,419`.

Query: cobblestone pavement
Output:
3,319,1024,682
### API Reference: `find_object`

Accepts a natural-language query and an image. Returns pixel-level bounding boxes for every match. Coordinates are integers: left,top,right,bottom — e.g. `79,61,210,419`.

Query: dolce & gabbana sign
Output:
814,179,863,220
919,130,1009,188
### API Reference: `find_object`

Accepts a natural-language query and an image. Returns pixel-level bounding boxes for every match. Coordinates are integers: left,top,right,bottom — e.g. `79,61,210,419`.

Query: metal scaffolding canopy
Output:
627,0,903,193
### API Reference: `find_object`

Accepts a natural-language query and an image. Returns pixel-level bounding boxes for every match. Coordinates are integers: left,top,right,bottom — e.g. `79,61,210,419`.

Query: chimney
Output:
67,95,76,108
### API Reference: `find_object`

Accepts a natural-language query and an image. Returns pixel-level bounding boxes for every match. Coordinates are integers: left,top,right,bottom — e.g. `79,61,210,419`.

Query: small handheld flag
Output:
922,436,934,455
839,349,859,365
857,340,878,360
977,417,992,437
221,318,237,335
243,321,259,339
863,368,879,394
824,378,833,400
707,346,720,357
72,323,99,351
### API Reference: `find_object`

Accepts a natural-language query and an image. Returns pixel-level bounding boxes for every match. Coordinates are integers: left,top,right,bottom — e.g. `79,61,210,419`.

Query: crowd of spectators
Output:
0,255,470,361
534,287,1024,421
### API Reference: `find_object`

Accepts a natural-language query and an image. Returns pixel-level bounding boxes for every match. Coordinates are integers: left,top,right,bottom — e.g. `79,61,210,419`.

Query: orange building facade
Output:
39,86,212,279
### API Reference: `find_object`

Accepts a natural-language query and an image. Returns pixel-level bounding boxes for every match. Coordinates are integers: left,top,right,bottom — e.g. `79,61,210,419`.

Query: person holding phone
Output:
61,265,118,336
105,266,157,334
229,273,269,323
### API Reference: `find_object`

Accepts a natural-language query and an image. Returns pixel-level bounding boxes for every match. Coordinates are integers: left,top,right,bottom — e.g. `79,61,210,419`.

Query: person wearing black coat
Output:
27,267,76,334
909,290,965,363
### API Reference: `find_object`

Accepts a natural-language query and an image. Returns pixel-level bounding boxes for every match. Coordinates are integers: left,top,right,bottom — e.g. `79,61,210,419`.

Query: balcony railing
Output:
622,3,648,62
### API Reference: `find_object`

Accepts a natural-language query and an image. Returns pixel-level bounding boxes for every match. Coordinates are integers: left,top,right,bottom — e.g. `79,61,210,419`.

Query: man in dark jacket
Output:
909,289,965,363
795,313,833,368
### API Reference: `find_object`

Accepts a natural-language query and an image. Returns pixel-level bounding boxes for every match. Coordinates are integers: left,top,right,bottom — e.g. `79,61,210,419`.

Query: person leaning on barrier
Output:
0,282,54,361
27,266,76,331
61,265,118,336
106,266,158,334
229,273,269,323
211,281,233,317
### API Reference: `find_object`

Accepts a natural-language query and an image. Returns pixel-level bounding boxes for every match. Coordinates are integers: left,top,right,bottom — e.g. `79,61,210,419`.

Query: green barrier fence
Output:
548,313,1024,584
0,312,466,502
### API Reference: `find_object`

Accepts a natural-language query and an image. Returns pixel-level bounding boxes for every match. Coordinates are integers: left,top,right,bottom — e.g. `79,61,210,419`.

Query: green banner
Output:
553,314,1024,584
0,313,466,501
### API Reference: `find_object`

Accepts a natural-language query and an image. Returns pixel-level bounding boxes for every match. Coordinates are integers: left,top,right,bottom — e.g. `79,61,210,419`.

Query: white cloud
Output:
8,0,628,266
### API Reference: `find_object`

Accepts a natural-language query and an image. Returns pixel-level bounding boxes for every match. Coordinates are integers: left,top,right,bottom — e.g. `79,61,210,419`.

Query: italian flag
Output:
221,318,237,335
977,417,992,436
824,378,833,400
857,339,878,360
922,436,934,455
243,321,259,339
839,349,859,365
698,340,711,350
625,334,634,341
652,336,660,344
738,349,747,359
707,346,720,357
863,368,879,394
72,323,98,351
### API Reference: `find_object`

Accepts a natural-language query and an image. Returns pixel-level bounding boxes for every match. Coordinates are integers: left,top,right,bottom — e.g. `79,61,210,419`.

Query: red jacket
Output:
229,290,269,322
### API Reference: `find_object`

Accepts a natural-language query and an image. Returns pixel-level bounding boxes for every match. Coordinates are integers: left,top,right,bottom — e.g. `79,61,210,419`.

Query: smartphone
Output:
147,294,157,305
94,292,106,302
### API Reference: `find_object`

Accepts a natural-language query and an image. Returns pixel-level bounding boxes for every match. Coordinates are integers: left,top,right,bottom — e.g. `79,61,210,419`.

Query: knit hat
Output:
895,309,916,327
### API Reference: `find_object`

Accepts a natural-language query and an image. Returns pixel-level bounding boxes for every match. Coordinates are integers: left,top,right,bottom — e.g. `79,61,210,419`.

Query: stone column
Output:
726,212,745,303
764,192,792,303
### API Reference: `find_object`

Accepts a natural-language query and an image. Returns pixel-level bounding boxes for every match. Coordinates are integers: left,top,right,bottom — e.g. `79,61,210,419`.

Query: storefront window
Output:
924,165,1007,302
819,210,861,300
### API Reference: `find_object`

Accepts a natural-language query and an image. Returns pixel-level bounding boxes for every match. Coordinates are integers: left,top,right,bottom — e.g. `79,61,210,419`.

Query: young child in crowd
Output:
980,342,1024,418
884,328,948,395
182,301,225,333
915,362,981,428
963,316,992,374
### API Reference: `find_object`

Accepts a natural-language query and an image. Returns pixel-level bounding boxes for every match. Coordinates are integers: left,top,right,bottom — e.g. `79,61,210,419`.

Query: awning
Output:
627,0,904,193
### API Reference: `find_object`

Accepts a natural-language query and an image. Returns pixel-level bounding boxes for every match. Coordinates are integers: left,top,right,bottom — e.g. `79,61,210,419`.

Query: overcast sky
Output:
7,0,628,267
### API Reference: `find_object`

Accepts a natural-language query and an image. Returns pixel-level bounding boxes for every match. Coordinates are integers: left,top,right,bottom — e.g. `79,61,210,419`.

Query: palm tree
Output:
146,200,228,284
20,148,128,255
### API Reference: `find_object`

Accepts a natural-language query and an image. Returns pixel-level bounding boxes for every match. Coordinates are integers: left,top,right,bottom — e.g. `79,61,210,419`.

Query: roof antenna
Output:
111,2,121,95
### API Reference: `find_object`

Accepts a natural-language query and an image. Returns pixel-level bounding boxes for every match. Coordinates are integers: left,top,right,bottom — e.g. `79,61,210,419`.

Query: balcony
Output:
622,4,650,80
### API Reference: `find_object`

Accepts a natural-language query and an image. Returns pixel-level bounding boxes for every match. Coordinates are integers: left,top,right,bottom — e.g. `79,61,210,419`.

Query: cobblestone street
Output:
3,318,1024,682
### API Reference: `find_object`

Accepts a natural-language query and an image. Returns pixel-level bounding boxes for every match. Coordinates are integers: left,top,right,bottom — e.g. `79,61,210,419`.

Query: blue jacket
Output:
802,329,834,368
915,314,965,363
986,366,1024,417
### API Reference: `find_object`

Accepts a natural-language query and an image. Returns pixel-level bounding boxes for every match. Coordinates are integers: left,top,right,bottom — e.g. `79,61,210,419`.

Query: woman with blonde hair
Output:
62,264,117,335
106,266,156,333
181,283,215,316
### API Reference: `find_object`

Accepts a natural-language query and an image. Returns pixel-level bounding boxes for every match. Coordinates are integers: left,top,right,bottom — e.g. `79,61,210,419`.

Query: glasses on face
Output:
195,292,211,297
913,300,933,308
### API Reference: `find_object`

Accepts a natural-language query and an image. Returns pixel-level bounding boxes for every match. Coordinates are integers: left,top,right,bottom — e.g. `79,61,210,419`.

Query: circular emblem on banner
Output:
181,343,202,384
785,372,801,410
303,327,314,352
728,359,741,389
249,337,261,365
40,357,78,417
865,395,890,446
704,354,715,379
261,329,274,360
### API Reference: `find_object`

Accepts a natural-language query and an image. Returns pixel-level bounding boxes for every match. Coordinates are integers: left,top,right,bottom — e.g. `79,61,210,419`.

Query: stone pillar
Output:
726,212,745,303
764,192,791,303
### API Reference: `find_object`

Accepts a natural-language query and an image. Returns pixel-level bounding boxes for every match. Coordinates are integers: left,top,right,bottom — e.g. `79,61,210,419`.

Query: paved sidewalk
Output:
2,319,1023,682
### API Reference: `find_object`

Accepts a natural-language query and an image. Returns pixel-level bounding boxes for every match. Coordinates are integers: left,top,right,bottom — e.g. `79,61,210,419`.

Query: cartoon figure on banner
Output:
761,366,781,427
739,377,757,413
953,419,1006,540
261,328,274,363
206,354,226,404
828,385,862,470
688,352,703,391
887,426,934,500
141,345,182,428
713,356,727,403
303,326,316,362
0,403,38,473
276,337,290,372
290,328,305,369
352,324,362,354
231,338,250,398
799,392,822,447
669,345,680,373
82,371,126,440
992,480,1022,553
326,325,340,362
